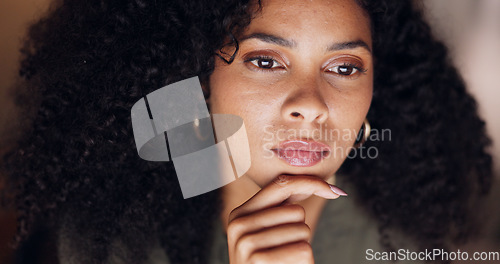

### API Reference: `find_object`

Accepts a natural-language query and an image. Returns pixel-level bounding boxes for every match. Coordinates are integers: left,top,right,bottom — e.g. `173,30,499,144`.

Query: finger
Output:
230,175,346,222
235,222,311,261
227,204,306,245
248,241,314,264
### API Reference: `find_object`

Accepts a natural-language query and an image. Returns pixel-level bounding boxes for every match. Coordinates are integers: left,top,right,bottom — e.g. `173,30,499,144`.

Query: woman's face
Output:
207,0,373,187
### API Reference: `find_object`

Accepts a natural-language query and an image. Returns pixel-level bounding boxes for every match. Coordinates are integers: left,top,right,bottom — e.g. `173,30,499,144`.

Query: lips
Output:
272,140,331,167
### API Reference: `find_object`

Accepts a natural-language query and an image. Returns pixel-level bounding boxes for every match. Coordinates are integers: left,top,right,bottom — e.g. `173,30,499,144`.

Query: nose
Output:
281,79,329,124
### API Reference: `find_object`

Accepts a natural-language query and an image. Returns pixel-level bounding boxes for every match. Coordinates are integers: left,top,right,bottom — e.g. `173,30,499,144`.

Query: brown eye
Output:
258,58,274,68
249,57,284,69
331,65,358,76
338,65,354,75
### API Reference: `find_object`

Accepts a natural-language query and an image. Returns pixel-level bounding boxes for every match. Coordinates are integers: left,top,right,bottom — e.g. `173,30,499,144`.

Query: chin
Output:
245,164,336,188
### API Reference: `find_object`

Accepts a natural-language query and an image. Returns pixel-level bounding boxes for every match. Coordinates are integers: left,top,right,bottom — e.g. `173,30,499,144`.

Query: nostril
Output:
291,112,301,117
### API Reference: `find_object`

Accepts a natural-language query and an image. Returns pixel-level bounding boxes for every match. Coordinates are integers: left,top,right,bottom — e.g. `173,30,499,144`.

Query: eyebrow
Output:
240,33,296,47
240,32,372,53
328,40,371,53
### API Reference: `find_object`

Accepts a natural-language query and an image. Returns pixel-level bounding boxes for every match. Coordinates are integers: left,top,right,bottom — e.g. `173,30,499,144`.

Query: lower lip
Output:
273,149,329,167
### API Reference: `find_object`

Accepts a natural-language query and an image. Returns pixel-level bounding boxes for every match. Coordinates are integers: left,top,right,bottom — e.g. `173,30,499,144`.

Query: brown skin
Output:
206,0,373,262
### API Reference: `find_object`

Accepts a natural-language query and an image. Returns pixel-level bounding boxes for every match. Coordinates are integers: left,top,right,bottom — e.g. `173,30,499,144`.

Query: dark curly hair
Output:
2,0,493,263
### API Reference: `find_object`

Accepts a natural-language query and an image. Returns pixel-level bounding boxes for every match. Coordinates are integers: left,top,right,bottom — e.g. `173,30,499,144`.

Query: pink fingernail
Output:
329,185,348,196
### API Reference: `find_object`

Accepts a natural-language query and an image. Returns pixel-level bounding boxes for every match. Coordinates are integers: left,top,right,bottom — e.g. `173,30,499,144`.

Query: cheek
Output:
328,84,372,118
209,69,279,118
325,80,373,144
208,64,252,114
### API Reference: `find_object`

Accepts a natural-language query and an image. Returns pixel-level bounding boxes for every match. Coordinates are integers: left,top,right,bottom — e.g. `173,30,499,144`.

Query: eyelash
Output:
327,62,368,77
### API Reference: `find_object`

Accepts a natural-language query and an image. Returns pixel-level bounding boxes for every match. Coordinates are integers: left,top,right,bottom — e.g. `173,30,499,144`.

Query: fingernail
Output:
329,185,348,196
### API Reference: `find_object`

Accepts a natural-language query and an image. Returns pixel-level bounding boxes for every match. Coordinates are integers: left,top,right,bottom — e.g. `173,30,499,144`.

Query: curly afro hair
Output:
2,0,493,263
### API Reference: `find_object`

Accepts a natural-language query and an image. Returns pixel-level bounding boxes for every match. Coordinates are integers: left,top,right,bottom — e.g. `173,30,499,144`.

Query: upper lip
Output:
272,140,331,152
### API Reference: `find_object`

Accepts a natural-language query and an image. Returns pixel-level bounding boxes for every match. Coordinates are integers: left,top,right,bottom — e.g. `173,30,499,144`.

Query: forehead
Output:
246,0,372,47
